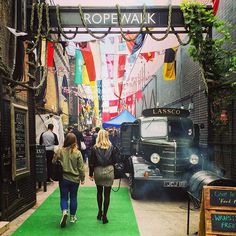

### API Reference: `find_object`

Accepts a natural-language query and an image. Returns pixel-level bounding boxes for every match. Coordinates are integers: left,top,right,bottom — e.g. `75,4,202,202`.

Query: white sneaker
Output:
60,210,68,228
70,215,77,223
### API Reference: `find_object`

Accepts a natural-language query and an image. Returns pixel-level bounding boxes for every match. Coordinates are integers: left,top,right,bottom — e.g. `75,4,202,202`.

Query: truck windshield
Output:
168,118,193,139
141,120,167,138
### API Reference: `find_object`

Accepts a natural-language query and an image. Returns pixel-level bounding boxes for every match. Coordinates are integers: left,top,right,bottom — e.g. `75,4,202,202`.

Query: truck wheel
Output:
129,174,141,199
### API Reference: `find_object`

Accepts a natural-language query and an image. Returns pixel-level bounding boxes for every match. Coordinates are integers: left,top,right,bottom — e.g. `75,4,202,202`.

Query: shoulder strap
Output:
53,132,59,145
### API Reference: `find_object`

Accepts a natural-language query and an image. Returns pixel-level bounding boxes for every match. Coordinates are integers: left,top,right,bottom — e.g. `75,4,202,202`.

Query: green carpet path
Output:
13,186,140,236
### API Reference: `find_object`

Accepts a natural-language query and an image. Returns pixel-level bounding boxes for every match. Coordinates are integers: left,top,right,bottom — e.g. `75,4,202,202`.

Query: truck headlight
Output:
189,154,199,165
150,153,160,164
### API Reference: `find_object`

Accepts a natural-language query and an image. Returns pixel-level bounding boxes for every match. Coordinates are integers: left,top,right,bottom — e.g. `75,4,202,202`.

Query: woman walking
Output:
54,133,85,228
89,129,118,224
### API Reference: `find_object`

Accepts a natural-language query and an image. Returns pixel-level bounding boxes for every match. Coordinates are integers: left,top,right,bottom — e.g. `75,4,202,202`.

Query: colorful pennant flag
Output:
47,41,54,67
212,0,220,15
163,47,178,81
62,75,69,99
82,63,90,85
141,52,155,62
131,34,146,55
117,54,127,78
105,54,114,80
135,90,143,101
79,42,96,82
74,48,83,85
126,95,133,105
126,34,136,54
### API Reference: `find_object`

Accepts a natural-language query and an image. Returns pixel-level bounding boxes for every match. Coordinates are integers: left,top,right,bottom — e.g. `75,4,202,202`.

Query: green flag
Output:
74,48,83,84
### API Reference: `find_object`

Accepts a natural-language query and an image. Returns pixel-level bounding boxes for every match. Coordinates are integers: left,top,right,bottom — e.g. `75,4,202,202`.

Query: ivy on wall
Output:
180,0,236,93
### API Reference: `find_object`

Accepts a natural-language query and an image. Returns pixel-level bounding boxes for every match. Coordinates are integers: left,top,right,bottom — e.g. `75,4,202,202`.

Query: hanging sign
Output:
36,6,186,28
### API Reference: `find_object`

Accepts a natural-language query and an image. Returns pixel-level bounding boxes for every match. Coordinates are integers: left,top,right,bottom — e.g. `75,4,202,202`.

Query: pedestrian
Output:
72,123,86,159
92,127,100,146
53,133,85,228
89,129,118,224
83,129,93,163
108,128,120,147
64,126,73,139
39,123,59,182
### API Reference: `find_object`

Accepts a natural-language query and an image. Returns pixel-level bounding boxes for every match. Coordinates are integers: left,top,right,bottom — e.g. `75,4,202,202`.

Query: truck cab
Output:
120,108,202,199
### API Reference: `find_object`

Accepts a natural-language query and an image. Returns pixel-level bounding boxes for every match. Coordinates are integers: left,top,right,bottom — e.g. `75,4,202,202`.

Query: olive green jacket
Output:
54,147,85,183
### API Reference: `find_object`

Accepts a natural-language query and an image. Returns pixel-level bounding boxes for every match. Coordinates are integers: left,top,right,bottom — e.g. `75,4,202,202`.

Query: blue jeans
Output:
59,179,79,215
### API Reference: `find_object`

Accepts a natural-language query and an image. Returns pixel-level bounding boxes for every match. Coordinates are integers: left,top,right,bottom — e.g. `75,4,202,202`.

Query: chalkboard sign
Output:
11,103,30,179
35,145,47,182
211,213,236,233
210,189,236,208
15,111,27,170
201,186,236,236
204,186,236,211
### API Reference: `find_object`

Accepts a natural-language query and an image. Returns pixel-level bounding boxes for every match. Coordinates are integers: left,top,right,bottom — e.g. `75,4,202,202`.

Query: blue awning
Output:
102,109,136,128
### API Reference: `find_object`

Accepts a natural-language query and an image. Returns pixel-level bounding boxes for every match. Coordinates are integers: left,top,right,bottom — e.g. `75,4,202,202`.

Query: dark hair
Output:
68,126,73,131
73,123,78,128
48,124,54,130
95,127,100,133
64,133,77,149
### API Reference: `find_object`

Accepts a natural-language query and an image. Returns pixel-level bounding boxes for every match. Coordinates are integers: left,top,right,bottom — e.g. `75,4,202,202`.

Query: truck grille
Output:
160,146,191,176
142,144,191,177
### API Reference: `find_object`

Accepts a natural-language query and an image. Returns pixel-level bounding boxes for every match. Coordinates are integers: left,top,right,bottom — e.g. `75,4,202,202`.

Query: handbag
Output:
81,141,86,150
114,162,125,179
51,160,63,181
112,162,124,192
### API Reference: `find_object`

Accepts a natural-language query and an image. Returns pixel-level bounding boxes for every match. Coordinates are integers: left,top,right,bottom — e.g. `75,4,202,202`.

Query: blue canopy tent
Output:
102,109,136,128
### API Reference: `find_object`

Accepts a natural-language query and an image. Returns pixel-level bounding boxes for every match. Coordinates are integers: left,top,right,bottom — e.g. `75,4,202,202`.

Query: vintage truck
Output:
120,108,205,199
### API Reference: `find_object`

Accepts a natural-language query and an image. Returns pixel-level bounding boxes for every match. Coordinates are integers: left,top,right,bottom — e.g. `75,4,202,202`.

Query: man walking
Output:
40,123,59,182
72,123,84,150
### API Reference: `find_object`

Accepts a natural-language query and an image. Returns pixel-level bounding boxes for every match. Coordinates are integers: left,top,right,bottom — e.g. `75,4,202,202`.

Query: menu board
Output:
15,110,27,170
35,145,47,182
11,103,30,179
203,186,236,236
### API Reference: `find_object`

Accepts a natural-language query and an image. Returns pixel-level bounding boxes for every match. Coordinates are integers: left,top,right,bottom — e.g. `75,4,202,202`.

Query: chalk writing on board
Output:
210,189,236,207
15,111,26,170
211,214,236,232
35,145,47,182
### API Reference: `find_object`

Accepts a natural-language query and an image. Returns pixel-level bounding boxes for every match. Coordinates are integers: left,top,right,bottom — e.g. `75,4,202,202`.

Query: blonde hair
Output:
95,129,111,149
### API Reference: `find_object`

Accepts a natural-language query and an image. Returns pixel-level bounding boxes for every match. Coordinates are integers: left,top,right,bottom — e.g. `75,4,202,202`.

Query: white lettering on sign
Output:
131,14,139,24
111,13,118,24
147,13,155,24
153,108,181,116
84,13,91,24
103,13,110,24
82,12,157,25
122,13,132,24
92,13,102,24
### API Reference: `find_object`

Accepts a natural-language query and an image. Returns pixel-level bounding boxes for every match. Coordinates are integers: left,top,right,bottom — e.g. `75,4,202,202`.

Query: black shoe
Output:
97,211,102,220
102,216,108,224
